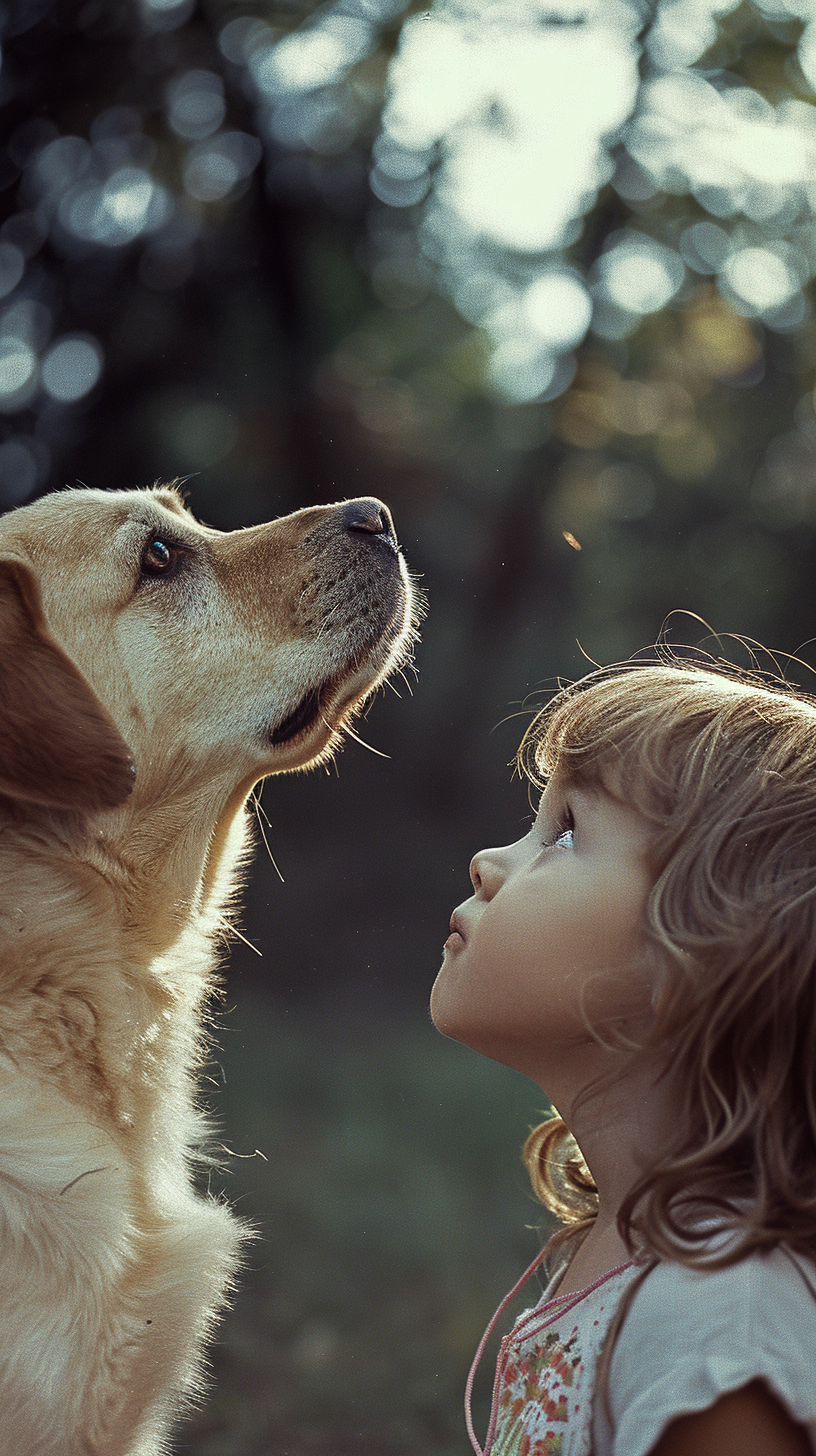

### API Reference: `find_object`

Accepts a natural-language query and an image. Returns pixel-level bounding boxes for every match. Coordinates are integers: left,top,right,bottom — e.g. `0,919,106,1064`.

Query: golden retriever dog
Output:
0,483,416,1455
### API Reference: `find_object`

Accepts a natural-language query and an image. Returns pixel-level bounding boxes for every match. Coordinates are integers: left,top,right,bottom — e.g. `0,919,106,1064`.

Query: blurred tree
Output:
2,0,816,668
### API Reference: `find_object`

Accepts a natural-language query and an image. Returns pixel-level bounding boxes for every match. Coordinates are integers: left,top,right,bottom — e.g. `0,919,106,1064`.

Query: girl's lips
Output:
444,911,466,952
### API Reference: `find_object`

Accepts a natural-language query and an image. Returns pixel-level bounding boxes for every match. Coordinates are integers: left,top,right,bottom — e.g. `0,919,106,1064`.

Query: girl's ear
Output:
0,555,135,813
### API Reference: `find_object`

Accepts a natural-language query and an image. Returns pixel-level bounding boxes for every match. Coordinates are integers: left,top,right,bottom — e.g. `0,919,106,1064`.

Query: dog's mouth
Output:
269,686,325,746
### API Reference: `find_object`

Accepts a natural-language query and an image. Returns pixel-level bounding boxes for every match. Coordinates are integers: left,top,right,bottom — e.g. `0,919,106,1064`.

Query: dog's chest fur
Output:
0,812,251,1456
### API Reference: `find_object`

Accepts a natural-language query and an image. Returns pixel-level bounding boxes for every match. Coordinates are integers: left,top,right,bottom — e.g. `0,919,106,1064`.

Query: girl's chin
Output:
428,983,549,1077
429,980,484,1050
429,970,464,1038
428,973,447,1031
430,963,513,1057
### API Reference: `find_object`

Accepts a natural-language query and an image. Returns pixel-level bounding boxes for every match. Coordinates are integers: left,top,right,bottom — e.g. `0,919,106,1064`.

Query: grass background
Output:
177,990,556,1455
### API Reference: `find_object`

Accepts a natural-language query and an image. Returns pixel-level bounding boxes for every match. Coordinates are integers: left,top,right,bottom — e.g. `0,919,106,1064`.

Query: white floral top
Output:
468,1259,638,1456
467,1248,816,1456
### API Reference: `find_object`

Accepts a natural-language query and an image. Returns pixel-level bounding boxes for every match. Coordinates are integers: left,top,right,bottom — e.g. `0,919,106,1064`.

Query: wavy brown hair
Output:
517,654,816,1274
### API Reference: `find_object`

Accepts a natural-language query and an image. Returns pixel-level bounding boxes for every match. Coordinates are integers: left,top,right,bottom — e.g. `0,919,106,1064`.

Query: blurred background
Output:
3,0,816,1449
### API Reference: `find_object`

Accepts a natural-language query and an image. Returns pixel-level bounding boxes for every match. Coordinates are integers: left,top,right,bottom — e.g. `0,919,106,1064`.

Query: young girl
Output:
431,656,816,1456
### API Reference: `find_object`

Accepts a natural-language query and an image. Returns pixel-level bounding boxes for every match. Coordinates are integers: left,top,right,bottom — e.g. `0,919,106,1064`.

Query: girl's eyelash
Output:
541,808,574,849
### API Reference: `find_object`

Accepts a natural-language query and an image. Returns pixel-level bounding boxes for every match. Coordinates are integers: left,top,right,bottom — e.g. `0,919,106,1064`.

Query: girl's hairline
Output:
519,736,634,808
516,657,816,805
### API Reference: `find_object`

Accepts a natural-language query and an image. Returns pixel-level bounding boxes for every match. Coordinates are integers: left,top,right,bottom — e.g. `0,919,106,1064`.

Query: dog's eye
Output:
141,538,179,577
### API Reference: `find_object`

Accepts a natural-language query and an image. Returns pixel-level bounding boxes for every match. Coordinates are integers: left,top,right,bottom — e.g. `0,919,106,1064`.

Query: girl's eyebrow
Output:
535,784,575,821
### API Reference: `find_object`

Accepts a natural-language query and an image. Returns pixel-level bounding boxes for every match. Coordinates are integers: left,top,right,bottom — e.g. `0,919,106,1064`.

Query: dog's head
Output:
0,485,417,817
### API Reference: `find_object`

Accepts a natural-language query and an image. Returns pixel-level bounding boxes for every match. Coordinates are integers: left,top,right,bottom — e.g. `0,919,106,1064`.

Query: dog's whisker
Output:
250,791,285,884
214,1142,268,1161
323,713,390,759
313,601,343,642
222,922,262,957
253,791,274,833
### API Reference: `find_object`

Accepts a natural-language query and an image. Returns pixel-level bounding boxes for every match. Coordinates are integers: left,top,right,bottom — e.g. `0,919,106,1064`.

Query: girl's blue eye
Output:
537,799,574,850
541,817,574,849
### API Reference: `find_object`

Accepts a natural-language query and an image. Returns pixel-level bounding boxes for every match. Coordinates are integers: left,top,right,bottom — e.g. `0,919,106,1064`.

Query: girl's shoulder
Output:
600,1248,816,1456
622,1244,816,1340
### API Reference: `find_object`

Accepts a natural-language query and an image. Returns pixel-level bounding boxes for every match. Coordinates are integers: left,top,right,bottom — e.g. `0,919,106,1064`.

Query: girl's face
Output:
430,771,655,1083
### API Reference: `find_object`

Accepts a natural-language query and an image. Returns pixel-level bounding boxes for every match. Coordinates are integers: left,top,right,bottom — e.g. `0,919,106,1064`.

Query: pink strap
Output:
464,1246,548,1456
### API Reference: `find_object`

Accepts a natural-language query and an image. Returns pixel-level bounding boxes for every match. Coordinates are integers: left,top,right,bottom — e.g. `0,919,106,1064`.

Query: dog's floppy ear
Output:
0,556,135,812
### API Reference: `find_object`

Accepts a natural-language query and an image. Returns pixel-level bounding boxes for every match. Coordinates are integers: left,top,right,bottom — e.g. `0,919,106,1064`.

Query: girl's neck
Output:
554,1216,635,1297
538,1047,678,1296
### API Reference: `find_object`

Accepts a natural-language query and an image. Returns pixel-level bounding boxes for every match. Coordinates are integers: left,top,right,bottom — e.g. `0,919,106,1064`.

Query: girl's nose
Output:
469,849,503,897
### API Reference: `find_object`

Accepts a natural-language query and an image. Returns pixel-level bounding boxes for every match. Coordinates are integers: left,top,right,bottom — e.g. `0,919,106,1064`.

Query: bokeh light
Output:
0,339,37,410
182,132,261,203
595,234,685,316
139,0,195,29
61,167,171,247
40,337,103,403
722,246,800,315
22,126,172,253
254,18,373,95
338,0,816,398
366,1,640,398
167,71,226,141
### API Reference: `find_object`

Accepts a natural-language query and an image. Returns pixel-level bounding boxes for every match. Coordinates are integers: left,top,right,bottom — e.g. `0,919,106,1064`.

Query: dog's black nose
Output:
342,498,397,548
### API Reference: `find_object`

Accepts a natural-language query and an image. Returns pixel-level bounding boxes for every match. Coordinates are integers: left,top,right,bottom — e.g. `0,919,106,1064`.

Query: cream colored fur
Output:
0,484,415,1455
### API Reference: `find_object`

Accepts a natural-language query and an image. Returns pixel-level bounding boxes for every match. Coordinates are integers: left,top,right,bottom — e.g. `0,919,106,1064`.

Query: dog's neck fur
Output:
0,769,253,1148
